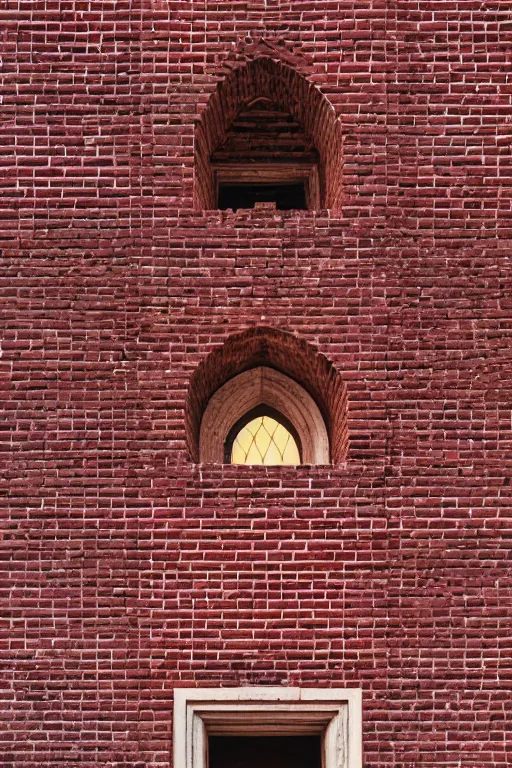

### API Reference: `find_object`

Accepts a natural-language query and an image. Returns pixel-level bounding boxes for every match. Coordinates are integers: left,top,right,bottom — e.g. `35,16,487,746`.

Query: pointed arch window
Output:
212,95,320,211
185,327,349,465
226,405,302,466
199,367,330,466
195,58,343,212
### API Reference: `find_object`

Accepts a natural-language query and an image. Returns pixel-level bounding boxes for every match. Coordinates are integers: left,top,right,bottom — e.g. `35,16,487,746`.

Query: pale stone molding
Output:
199,366,330,464
173,687,362,768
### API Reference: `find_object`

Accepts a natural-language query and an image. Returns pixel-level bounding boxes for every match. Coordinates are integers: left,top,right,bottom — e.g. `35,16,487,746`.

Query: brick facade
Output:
1,2,511,766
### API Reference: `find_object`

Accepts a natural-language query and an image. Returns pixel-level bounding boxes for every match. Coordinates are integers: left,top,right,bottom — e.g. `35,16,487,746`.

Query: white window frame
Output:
173,687,362,768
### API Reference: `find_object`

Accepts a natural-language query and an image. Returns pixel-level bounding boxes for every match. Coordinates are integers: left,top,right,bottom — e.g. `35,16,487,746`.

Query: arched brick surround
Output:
185,327,348,464
194,57,343,211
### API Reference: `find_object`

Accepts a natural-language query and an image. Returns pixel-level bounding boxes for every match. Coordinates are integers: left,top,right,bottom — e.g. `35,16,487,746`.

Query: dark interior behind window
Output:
209,736,321,768
218,182,307,211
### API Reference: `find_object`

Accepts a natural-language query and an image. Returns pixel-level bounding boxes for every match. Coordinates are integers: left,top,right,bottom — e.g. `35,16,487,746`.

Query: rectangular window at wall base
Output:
218,182,307,211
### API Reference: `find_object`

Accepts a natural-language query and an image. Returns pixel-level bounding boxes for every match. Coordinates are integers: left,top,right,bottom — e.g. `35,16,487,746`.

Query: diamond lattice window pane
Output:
231,415,300,465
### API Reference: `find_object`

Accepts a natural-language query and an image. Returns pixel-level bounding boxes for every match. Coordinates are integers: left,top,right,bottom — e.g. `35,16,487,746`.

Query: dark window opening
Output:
218,182,307,211
209,736,322,768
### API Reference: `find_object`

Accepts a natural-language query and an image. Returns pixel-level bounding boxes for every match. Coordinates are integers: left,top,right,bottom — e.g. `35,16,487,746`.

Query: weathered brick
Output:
1,1,512,767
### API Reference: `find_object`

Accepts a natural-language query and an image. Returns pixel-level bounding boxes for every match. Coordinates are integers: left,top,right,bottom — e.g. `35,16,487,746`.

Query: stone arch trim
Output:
195,57,343,211
185,327,348,464
200,367,329,465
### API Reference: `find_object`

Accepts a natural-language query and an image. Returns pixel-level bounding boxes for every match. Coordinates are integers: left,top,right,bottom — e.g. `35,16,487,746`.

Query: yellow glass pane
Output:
231,415,300,466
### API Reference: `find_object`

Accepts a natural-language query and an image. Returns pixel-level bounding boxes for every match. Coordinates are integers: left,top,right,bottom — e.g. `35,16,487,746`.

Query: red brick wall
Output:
1,1,512,766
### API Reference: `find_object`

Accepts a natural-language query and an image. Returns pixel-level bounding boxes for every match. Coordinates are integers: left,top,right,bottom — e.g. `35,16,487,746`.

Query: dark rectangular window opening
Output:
218,182,307,211
209,736,322,768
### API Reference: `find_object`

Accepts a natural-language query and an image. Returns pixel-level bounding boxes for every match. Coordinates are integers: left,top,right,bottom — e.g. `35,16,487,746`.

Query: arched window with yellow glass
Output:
225,405,302,466
199,367,330,466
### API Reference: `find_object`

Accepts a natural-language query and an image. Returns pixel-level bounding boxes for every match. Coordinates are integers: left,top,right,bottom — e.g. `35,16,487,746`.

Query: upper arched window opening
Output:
214,96,320,211
195,58,343,212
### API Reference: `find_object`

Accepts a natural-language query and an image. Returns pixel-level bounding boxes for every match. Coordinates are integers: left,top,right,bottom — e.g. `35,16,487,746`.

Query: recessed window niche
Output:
184,327,348,465
195,58,343,211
